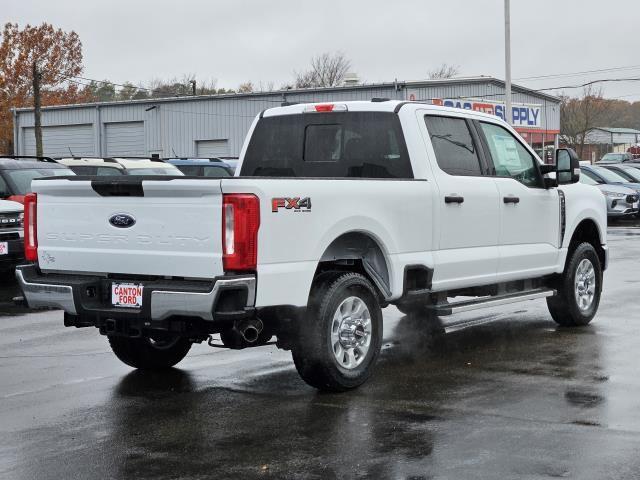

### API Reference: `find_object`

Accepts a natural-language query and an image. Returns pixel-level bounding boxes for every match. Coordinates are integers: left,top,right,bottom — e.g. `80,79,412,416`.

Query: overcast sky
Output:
7,0,640,100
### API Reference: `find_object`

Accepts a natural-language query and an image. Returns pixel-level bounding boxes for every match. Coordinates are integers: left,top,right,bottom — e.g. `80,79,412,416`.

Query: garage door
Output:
23,124,95,157
196,139,229,157
105,122,145,156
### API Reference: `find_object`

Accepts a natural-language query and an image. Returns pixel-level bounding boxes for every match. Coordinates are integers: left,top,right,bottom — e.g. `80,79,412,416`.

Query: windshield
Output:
5,168,74,195
591,166,630,183
602,153,623,161
126,167,183,176
618,167,640,182
580,173,599,186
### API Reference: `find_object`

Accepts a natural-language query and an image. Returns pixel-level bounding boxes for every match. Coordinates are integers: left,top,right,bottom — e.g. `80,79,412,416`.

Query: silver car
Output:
580,173,639,218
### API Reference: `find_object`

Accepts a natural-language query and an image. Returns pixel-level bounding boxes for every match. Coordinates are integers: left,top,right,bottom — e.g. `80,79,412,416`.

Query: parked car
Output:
602,164,640,184
0,156,75,204
596,152,634,164
581,164,640,197
0,199,24,274
57,157,184,176
580,171,639,218
165,158,234,177
56,157,126,176
17,100,607,392
218,157,239,174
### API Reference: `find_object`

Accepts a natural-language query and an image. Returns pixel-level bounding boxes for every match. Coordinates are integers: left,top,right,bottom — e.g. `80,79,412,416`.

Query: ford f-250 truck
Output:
16,100,607,391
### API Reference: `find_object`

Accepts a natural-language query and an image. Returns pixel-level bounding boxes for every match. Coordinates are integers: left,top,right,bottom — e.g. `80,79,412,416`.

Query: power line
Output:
515,64,640,81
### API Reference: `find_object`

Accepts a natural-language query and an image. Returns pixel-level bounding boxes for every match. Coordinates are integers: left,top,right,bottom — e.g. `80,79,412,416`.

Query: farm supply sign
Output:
432,98,541,128
408,93,542,128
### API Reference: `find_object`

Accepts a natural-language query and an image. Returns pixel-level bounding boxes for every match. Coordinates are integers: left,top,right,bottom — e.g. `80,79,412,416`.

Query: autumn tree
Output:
295,52,352,88
237,81,254,93
560,86,615,158
0,22,88,154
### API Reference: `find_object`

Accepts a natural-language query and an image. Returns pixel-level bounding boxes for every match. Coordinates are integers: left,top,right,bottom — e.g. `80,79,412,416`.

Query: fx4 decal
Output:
272,197,312,213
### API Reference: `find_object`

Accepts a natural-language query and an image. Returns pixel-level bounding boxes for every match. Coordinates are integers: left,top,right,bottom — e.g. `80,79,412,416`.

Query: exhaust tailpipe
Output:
235,318,264,344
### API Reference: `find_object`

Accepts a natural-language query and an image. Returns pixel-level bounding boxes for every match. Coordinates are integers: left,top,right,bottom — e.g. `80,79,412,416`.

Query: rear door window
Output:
241,112,413,178
177,165,202,176
203,166,232,177
424,116,483,176
95,167,124,176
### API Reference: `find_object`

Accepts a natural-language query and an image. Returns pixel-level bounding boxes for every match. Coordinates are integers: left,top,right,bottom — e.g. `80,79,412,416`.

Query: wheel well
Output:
316,232,391,301
568,219,605,270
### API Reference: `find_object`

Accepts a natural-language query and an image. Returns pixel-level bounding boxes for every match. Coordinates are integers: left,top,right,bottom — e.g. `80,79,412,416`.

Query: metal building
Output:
13,77,560,159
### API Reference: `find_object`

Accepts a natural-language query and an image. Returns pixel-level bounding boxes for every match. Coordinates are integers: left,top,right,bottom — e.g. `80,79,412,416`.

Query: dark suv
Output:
0,156,74,204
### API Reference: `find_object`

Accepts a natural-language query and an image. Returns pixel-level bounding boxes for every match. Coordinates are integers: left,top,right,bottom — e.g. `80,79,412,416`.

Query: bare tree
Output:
560,85,614,158
294,52,352,88
428,63,460,80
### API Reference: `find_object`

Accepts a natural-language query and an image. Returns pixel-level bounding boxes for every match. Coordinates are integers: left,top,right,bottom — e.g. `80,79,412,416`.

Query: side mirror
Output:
555,148,580,185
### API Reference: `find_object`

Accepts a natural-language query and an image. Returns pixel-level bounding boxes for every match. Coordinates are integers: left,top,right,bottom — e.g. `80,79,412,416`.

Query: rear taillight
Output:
222,194,260,271
24,193,38,261
7,194,25,204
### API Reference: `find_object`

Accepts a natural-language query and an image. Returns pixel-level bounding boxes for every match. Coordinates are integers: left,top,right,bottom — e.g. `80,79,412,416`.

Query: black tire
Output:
291,272,383,392
547,242,602,327
108,334,192,369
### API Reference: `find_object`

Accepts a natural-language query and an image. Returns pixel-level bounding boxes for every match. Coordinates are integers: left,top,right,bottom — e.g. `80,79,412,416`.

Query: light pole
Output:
504,0,512,125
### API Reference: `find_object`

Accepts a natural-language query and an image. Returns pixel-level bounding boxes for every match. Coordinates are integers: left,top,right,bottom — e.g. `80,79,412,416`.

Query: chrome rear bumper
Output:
15,265,256,322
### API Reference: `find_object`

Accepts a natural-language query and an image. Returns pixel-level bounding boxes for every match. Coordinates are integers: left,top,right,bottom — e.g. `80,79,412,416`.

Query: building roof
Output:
14,76,561,113
593,127,640,134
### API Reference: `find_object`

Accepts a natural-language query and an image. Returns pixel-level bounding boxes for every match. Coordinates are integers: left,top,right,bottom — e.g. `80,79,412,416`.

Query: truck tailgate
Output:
33,178,224,279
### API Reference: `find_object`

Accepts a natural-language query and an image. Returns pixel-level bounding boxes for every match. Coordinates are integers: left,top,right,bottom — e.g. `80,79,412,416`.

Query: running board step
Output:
428,288,556,316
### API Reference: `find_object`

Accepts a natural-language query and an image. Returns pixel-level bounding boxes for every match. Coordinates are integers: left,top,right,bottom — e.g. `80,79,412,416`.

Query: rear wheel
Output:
108,334,192,369
291,272,383,392
547,242,602,327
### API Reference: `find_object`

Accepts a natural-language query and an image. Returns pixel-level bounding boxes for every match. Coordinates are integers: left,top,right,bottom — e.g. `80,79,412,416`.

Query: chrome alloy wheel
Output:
331,296,372,370
574,258,596,312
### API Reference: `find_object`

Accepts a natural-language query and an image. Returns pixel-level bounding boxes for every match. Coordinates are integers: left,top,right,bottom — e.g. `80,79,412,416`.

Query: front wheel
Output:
108,334,192,369
292,272,383,392
547,242,602,327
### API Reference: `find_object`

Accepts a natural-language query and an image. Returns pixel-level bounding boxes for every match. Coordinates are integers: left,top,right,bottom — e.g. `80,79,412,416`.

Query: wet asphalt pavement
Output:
1,225,640,479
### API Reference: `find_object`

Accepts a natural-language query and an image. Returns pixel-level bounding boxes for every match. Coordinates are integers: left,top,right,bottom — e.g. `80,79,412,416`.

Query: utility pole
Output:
32,61,43,156
504,0,512,125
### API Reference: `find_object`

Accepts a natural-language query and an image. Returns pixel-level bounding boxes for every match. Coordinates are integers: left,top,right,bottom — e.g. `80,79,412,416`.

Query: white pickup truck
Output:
16,100,607,391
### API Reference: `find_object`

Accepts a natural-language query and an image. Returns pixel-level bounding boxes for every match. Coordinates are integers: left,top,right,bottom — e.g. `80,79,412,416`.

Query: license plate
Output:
634,202,639,209
0,242,7,255
112,283,143,308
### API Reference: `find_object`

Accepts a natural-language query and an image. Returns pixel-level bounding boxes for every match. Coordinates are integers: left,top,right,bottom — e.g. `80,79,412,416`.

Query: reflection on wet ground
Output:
1,226,640,479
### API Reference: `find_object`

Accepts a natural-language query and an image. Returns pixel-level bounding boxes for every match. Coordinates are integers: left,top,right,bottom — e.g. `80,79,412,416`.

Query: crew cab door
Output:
421,113,500,290
476,121,560,280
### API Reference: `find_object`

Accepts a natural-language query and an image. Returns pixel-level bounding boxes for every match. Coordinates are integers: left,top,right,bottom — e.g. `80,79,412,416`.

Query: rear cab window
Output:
241,112,413,178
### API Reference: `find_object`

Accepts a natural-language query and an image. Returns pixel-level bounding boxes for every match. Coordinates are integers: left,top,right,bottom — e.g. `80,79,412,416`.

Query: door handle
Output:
445,195,464,204
503,196,520,204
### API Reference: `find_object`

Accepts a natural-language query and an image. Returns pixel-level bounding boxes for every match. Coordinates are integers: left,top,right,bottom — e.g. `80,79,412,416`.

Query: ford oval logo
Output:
109,213,136,228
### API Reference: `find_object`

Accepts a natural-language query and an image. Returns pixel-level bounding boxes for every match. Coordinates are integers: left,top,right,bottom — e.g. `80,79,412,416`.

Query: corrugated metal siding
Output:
585,129,640,145
23,124,95,157
15,81,560,157
105,121,145,156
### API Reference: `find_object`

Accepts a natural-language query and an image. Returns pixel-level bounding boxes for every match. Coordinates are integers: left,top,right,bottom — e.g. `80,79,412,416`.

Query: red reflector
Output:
24,193,38,262
222,194,260,271
314,104,334,112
